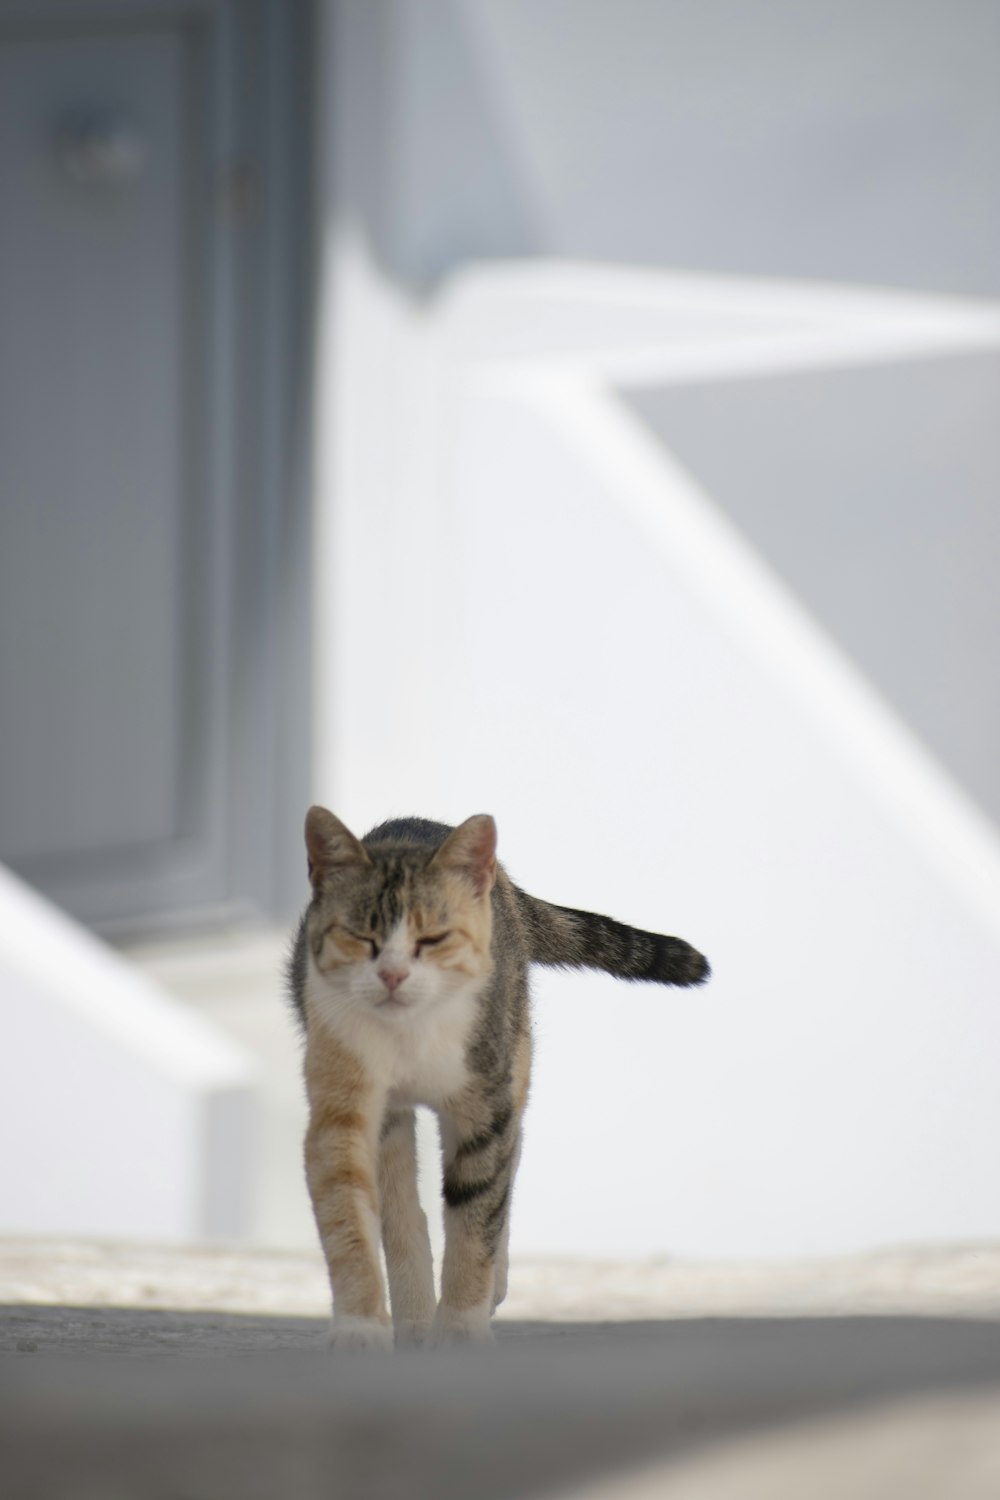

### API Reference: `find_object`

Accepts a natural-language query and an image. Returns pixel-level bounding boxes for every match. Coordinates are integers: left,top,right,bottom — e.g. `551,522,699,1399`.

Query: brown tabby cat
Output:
287,806,709,1349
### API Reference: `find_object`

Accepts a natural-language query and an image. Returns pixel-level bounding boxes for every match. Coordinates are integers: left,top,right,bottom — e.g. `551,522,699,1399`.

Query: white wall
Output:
442,284,1000,1257
313,247,1000,1259
0,864,257,1242
348,0,1000,299
313,2,1000,1258
458,0,1000,297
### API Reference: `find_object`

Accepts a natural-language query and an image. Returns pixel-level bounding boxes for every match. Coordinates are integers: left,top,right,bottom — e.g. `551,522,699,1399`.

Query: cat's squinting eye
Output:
416,931,450,950
336,927,379,956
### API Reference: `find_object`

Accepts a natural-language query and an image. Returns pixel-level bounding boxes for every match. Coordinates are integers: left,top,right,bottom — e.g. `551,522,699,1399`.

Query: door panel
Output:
0,31,193,865
0,1,313,932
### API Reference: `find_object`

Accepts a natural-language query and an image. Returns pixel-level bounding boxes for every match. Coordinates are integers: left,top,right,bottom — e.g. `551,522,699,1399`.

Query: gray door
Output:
0,0,313,934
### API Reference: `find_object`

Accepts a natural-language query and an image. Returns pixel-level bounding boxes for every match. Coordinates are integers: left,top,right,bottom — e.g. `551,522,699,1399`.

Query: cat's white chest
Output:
386,993,478,1107
305,966,479,1108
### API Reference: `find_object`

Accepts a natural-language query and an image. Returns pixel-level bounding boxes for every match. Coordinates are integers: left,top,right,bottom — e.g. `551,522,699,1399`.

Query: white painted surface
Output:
313,4,1000,1257
366,0,1000,300
0,864,258,1241
442,366,1000,1256
127,928,314,1250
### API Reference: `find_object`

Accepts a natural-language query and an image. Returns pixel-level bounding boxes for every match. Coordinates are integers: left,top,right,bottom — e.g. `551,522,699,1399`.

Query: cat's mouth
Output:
375,993,412,1012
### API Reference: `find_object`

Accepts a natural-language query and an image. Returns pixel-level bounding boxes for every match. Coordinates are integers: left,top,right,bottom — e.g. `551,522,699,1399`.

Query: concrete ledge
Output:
3,1238,999,1320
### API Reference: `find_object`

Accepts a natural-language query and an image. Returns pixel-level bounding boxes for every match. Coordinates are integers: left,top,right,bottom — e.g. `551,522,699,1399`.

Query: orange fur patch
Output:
303,1025,386,1318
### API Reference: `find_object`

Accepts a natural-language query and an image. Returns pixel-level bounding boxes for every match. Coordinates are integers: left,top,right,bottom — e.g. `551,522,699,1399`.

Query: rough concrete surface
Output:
3,1239,1000,1499
4,1237,1000,1320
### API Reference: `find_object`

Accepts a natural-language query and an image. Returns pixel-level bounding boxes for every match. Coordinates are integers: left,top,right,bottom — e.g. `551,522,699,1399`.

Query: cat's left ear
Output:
431,815,497,898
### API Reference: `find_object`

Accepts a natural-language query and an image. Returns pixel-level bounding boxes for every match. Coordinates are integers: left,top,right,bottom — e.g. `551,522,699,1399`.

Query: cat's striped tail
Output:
513,889,710,987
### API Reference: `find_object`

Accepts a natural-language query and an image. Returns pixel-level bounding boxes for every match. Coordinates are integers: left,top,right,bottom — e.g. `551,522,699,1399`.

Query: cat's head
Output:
302,806,496,1021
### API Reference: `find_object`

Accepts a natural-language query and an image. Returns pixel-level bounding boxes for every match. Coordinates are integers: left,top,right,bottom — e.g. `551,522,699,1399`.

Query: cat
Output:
287,805,709,1350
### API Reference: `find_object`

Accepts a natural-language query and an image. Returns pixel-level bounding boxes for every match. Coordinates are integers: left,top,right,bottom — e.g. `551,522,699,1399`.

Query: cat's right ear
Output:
304,806,370,887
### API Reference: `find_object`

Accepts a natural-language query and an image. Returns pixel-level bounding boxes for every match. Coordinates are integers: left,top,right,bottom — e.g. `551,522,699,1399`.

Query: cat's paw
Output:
428,1305,495,1348
393,1319,432,1349
329,1315,393,1353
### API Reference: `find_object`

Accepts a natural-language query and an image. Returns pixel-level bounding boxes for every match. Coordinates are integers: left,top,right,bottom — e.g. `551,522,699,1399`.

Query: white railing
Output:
0,863,258,1243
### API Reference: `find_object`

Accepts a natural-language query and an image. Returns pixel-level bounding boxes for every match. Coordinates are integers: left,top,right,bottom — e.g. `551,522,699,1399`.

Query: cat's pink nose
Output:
378,965,409,993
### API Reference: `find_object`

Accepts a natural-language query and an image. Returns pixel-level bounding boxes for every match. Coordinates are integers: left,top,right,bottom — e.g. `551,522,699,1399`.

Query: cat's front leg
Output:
379,1108,436,1346
304,1039,392,1352
432,1105,518,1345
